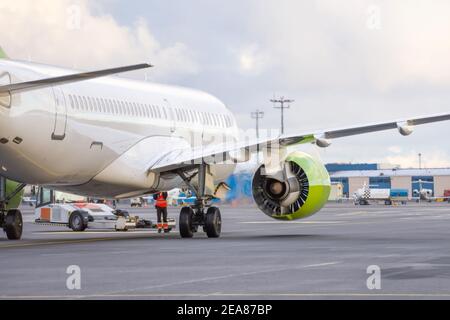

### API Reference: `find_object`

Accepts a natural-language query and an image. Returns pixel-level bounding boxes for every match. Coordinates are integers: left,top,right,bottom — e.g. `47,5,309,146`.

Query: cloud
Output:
248,0,450,91
382,150,450,169
0,0,198,81
234,44,271,76
387,146,402,154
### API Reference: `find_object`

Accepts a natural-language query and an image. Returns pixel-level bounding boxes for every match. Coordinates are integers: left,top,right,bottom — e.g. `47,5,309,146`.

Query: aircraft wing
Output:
0,63,152,95
150,112,450,173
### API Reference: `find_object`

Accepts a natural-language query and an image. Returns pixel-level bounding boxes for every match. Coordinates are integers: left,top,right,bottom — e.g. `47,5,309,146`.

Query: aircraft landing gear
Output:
0,177,26,240
177,164,222,239
3,209,23,240
178,205,222,239
204,207,221,238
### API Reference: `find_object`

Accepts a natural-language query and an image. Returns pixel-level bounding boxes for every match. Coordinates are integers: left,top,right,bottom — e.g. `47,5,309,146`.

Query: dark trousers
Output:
156,207,168,223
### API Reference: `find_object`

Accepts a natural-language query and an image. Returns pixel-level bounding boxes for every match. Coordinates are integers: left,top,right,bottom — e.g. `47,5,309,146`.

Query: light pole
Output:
418,153,422,169
251,109,264,164
271,96,294,135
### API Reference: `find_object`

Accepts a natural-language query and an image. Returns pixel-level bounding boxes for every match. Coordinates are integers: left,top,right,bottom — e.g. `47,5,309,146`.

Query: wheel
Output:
4,209,22,240
205,207,221,238
179,207,194,238
69,211,87,231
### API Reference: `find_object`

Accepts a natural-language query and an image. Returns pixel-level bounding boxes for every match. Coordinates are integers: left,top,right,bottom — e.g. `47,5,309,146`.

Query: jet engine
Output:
252,151,331,220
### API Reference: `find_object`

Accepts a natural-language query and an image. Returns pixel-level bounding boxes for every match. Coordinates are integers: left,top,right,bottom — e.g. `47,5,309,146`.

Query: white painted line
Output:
336,211,367,217
104,261,342,296
303,262,340,268
5,292,450,299
32,230,158,235
240,221,343,224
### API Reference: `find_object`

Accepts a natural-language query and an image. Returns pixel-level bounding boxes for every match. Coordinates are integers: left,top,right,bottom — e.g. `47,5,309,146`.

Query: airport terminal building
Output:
327,163,450,198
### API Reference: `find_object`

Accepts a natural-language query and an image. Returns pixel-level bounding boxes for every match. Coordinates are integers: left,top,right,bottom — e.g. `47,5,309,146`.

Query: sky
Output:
1,0,450,168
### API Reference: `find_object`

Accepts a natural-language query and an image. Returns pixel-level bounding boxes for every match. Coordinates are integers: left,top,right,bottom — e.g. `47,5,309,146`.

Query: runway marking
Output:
303,262,341,268
240,221,343,224
104,261,341,296
4,292,450,299
0,234,163,249
33,230,157,235
336,211,367,217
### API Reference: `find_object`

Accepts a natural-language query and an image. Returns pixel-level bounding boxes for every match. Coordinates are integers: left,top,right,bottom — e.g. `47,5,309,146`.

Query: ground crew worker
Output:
153,191,169,233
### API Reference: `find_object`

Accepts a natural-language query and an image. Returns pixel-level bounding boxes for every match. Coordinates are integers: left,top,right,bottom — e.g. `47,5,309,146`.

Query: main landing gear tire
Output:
179,207,194,238
69,211,87,232
205,207,221,238
4,209,23,240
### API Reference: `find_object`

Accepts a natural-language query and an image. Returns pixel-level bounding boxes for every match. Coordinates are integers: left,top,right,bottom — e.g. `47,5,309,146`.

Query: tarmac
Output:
1,202,450,299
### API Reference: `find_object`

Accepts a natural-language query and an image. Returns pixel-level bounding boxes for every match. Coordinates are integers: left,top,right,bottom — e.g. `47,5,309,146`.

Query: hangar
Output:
327,163,450,199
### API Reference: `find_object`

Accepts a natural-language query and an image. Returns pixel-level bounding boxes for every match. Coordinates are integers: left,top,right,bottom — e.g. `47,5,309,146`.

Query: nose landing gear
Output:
177,164,223,239
179,205,222,239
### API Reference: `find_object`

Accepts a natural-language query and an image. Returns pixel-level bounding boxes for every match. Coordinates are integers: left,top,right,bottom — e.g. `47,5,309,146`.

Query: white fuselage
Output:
0,60,239,198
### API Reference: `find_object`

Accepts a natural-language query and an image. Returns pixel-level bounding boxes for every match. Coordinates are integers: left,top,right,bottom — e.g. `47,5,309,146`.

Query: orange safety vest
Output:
155,192,167,208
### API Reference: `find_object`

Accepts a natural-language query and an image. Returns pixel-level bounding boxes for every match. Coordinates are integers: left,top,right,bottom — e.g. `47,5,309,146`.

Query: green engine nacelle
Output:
252,151,331,221
5,180,24,210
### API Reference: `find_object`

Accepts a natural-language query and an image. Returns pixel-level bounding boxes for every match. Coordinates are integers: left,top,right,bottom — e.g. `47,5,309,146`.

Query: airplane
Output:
353,183,408,205
0,45,450,240
411,179,450,202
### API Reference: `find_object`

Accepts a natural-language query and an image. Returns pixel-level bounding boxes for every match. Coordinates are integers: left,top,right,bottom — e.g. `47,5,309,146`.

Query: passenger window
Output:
143,104,149,117
112,100,117,114
129,103,134,116
118,101,124,115
221,114,226,127
74,96,79,110
68,95,74,109
89,97,93,111
92,97,96,112
100,98,106,113
81,97,87,111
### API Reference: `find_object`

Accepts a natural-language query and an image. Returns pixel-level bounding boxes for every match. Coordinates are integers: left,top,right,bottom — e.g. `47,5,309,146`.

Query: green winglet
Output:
0,46,9,59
